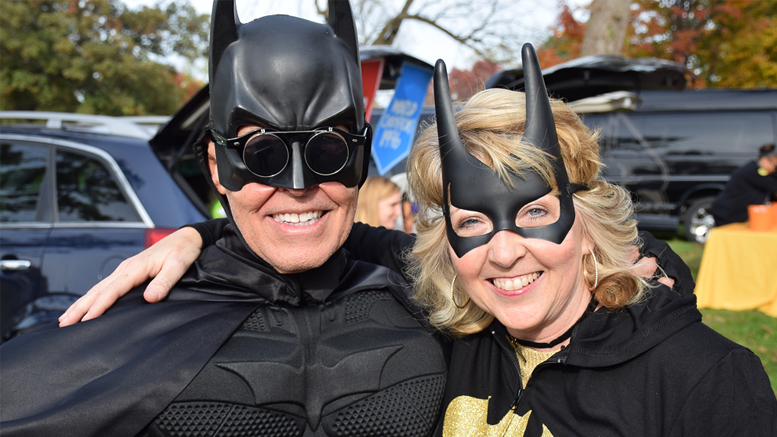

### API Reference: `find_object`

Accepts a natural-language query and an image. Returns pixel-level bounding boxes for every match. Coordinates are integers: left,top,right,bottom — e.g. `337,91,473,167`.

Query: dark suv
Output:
0,112,208,341
487,55,777,243
576,89,777,243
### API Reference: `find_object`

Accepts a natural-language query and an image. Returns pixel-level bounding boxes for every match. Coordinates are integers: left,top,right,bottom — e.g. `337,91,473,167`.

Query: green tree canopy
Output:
0,0,209,115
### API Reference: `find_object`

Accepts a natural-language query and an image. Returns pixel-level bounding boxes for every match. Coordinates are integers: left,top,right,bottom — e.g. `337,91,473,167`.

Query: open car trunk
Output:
485,54,692,102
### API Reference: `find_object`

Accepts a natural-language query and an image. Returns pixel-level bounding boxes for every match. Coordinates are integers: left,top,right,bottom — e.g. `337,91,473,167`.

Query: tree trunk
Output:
580,0,631,56
374,0,415,45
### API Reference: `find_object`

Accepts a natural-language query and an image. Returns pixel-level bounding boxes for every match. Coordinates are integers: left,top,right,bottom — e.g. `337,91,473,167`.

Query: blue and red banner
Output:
371,62,433,175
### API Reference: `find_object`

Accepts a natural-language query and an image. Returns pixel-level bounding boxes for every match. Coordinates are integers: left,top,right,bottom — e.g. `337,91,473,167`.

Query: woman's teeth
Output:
273,211,323,226
492,272,541,291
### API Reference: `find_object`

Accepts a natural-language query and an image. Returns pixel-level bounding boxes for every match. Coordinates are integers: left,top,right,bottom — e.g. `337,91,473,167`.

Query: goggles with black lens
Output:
211,127,368,178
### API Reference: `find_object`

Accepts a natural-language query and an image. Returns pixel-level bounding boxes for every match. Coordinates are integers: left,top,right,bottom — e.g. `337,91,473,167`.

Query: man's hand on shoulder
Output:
58,227,203,326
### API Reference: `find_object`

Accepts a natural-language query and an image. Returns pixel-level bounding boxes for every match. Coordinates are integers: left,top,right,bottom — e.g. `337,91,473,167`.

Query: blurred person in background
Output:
402,191,417,233
710,144,777,226
354,176,403,229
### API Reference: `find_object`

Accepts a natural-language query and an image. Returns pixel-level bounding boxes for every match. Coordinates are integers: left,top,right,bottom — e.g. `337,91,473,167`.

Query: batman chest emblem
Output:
148,290,446,437
443,396,553,437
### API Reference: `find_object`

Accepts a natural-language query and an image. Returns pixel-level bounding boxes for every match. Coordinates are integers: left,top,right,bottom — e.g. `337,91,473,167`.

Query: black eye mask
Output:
434,44,587,258
207,0,369,191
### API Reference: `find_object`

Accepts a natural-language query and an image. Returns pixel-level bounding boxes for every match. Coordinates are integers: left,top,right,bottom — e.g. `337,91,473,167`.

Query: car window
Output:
632,112,774,155
578,113,609,146
56,148,141,222
0,142,48,223
581,113,644,152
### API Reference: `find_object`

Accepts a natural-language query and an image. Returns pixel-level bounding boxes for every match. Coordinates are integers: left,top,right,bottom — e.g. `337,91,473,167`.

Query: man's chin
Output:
268,257,330,275
257,240,343,275
243,215,353,275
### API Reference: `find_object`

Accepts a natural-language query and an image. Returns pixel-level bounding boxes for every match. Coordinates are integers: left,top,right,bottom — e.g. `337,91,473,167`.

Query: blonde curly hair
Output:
405,88,648,336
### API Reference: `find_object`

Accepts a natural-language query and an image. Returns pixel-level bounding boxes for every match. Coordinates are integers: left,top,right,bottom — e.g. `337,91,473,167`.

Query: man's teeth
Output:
493,272,541,291
273,211,323,226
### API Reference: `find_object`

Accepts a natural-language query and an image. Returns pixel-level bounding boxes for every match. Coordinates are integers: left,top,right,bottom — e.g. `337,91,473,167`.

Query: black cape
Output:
0,226,427,436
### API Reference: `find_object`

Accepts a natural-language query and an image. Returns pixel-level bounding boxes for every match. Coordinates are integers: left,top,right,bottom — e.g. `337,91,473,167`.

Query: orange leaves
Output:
447,60,500,101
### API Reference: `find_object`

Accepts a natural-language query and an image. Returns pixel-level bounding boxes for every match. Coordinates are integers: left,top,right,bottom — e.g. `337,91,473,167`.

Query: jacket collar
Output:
565,284,701,367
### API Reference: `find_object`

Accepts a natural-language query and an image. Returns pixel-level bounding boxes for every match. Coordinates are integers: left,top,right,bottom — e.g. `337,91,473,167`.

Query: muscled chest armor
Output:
143,290,446,437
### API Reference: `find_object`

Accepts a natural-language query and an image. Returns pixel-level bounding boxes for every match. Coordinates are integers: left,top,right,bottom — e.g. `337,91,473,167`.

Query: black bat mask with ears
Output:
435,43,588,258
206,0,370,192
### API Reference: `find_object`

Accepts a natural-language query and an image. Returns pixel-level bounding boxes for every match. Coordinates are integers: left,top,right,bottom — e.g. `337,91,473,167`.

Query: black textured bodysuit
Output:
141,228,447,437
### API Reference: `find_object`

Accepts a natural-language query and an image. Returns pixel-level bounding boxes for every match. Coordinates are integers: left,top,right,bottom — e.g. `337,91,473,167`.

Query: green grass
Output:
663,237,777,394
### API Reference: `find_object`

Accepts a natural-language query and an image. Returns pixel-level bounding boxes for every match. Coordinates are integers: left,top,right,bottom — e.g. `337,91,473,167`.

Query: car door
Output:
1,135,152,340
0,139,52,339
44,144,150,298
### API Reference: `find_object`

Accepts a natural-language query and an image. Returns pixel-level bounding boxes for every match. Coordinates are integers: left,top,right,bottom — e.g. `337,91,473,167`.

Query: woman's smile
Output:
491,271,542,294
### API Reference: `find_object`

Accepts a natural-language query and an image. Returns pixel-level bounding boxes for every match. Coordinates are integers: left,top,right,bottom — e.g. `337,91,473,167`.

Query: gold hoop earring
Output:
451,274,470,309
585,250,599,290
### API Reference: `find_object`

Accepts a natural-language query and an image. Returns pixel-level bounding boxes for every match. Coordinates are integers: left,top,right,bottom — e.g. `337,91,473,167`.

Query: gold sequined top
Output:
510,341,558,389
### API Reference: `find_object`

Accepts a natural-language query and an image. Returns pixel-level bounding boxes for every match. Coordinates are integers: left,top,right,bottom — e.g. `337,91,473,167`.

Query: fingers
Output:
58,288,101,327
81,286,129,323
58,227,204,327
59,258,146,326
627,246,641,264
657,276,675,288
630,238,678,289
633,256,675,289
632,255,658,279
142,251,197,303
143,228,204,302
637,231,693,293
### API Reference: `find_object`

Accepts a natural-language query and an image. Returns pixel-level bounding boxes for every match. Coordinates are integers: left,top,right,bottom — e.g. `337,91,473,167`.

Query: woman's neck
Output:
506,289,594,350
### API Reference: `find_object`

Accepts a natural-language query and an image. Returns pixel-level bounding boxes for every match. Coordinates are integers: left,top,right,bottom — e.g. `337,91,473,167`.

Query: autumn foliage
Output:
538,0,777,89
447,60,502,101
538,2,586,68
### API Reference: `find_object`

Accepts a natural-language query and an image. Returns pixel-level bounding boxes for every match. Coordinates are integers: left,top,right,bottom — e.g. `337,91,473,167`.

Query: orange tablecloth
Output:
695,222,777,317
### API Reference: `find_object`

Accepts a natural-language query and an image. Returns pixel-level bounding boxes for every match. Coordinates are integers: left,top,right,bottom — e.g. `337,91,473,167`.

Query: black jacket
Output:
442,285,777,436
710,160,777,226
0,225,447,436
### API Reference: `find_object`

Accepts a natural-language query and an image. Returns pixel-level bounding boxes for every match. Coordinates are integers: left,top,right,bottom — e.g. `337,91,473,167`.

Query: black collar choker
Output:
508,298,597,349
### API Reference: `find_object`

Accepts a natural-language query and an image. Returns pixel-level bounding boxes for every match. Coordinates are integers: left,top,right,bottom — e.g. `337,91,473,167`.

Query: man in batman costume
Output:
0,1,446,436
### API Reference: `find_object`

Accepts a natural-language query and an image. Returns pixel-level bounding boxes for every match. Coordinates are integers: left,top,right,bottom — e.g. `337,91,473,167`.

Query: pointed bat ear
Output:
434,59,466,165
209,0,239,83
328,0,359,64
433,59,469,216
522,43,576,194
520,43,560,160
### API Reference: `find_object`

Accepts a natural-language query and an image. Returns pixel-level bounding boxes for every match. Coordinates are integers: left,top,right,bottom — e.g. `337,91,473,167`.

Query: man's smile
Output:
272,211,324,226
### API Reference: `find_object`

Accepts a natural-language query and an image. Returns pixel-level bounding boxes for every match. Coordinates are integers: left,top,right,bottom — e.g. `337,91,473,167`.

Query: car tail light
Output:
145,228,177,248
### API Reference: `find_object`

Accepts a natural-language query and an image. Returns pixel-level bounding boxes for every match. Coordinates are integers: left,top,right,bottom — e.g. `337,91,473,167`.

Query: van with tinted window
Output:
576,89,777,243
